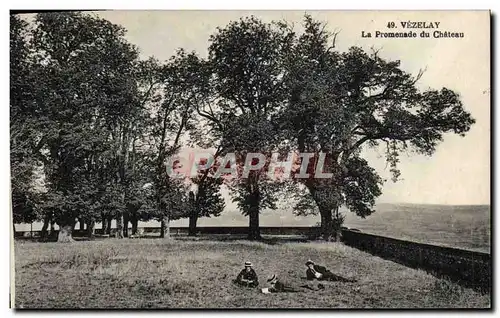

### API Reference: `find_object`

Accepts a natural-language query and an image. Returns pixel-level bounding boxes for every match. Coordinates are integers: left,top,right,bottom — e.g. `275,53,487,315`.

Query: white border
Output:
3,1,498,318
2,0,499,10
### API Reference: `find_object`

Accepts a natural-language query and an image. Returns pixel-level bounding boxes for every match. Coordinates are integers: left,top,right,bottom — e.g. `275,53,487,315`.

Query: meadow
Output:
14,238,490,309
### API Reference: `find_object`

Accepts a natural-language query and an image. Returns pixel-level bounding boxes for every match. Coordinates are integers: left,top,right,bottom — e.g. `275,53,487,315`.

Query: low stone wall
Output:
341,229,491,292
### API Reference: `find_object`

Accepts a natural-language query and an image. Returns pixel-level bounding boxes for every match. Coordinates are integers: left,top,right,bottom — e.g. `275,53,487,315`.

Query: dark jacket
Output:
235,268,259,286
269,280,299,293
306,265,329,280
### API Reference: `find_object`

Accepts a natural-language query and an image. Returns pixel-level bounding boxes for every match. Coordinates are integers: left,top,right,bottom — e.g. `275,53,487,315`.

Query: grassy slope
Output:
14,239,490,309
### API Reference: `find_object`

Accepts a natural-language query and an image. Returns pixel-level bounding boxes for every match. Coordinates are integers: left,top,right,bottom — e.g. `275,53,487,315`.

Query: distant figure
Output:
305,260,357,282
233,261,259,287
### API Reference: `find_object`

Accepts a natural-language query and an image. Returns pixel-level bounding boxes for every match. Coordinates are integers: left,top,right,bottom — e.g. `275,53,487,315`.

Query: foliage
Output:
203,16,297,238
278,15,475,238
16,12,147,235
10,12,476,242
191,175,225,219
10,14,40,224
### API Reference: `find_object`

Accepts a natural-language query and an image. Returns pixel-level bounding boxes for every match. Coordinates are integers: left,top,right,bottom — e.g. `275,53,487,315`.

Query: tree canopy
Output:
10,12,475,242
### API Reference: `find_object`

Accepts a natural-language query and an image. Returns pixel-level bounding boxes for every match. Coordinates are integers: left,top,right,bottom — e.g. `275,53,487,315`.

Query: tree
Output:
123,148,155,237
280,15,475,240
108,55,160,239
187,159,225,236
148,50,199,238
28,12,142,242
10,14,41,232
200,16,294,240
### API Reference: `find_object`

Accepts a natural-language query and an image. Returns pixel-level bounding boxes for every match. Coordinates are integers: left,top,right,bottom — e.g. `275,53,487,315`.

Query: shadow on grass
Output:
168,234,311,245
15,235,114,243
259,236,310,245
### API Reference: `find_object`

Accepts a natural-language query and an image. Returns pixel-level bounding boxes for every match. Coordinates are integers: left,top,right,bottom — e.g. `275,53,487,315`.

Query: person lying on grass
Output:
233,261,259,287
261,274,324,293
261,274,299,293
305,259,357,282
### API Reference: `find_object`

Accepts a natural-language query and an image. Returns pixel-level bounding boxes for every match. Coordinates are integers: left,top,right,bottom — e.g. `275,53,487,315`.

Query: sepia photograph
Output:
10,9,491,309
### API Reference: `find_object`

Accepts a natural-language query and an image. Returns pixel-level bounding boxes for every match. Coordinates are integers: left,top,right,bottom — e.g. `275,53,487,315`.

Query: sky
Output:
36,10,492,205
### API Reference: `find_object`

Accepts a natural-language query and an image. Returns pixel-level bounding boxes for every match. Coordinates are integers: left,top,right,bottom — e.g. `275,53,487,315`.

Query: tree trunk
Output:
319,211,327,240
248,210,261,240
332,206,342,242
308,184,342,242
188,191,197,236
49,220,56,239
57,224,74,243
101,213,108,235
333,227,341,242
320,207,334,241
123,212,129,238
116,191,127,238
131,217,138,236
246,179,261,241
40,214,50,241
115,212,124,239
160,215,170,238
87,219,95,238
188,212,198,236
247,198,261,241
106,217,112,235
78,218,85,231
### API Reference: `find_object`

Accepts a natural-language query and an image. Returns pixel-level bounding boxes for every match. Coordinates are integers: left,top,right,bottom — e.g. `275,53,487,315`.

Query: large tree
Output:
199,16,294,240
280,16,475,240
10,14,40,232
148,50,199,238
28,12,142,242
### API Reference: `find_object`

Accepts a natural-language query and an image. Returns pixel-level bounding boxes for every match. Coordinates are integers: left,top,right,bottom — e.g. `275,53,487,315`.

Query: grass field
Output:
14,238,490,309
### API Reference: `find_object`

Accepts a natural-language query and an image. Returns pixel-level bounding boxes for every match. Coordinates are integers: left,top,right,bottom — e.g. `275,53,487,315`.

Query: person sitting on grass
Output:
305,259,357,282
233,261,259,287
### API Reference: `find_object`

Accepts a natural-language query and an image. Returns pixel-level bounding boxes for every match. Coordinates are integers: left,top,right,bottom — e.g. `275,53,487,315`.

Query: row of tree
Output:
10,12,475,242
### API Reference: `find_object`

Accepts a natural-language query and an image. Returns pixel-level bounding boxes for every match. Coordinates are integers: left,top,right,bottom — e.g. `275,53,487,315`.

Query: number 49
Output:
387,21,396,28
